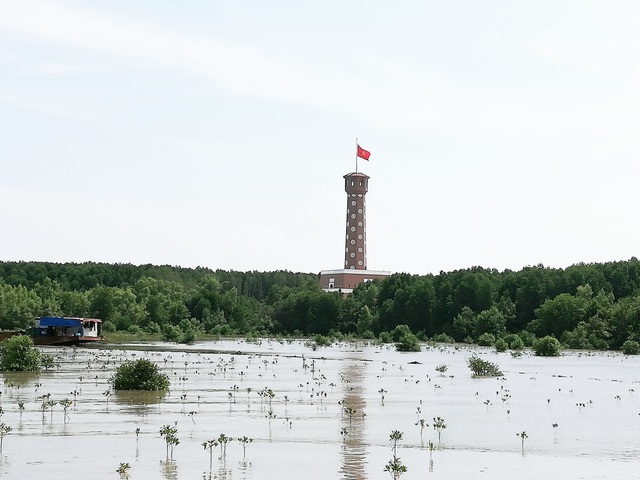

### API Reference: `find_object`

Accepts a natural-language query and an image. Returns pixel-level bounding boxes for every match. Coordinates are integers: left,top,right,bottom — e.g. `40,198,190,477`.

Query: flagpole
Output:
355,137,358,174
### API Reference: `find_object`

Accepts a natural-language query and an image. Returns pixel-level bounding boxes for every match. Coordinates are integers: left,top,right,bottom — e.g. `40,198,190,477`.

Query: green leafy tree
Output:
111,359,170,391
474,306,507,338
467,354,502,377
531,289,590,338
621,340,640,355
452,306,476,341
0,336,41,372
0,283,41,330
477,332,496,346
533,336,561,356
392,325,421,352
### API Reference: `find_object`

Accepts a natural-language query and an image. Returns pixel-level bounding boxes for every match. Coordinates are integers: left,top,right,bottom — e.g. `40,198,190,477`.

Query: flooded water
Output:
0,339,638,479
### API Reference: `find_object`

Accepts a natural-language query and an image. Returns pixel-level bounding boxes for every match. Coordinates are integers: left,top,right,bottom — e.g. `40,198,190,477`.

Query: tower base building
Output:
320,170,390,294
319,268,391,295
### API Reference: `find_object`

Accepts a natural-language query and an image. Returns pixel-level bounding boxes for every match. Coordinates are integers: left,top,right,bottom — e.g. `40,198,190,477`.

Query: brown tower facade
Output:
320,169,390,294
343,172,369,270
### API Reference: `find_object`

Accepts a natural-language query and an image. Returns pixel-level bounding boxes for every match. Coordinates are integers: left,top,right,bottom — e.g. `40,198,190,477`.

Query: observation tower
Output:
320,155,390,294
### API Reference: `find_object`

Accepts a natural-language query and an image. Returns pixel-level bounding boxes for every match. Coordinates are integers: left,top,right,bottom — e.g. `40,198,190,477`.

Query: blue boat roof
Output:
38,317,83,327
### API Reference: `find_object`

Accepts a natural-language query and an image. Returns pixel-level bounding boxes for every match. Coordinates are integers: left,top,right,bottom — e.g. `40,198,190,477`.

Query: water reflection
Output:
238,460,252,480
160,459,178,480
115,390,168,416
3,371,40,388
340,361,367,480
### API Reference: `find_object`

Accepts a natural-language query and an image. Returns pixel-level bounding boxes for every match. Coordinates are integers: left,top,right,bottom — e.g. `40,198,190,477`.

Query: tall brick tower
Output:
320,168,390,294
343,172,369,270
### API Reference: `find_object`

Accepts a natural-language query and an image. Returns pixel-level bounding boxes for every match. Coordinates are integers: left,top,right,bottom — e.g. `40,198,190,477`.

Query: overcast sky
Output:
1,1,640,275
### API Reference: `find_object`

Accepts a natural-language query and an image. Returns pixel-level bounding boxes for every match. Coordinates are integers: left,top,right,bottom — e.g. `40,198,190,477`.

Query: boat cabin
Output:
34,317,103,345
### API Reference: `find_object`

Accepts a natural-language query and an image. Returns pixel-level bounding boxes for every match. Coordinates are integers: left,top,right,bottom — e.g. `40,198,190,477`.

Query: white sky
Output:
1,1,640,275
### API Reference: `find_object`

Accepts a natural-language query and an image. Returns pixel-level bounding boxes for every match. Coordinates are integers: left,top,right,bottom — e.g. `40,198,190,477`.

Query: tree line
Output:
2,259,640,351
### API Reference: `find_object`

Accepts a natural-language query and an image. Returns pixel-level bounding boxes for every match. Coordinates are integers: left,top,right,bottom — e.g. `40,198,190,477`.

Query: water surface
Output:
0,340,638,479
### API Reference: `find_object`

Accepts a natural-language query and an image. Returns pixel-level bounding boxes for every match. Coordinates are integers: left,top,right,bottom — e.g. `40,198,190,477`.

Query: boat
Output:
32,316,104,346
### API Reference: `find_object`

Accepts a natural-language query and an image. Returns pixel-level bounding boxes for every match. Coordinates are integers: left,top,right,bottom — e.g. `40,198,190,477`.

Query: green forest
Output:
2,259,640,353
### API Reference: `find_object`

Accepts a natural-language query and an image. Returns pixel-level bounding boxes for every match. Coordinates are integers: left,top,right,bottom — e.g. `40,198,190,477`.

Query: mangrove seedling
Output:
202,439,219,468
41,354,55,371
433,417,447,443
379,388,387,405
264,388,275,409
415,419,428,441
60,398,72,422
17,401,24,420
435,364,448,376
217,433,232,460
383,456,407,480
116,462,130,478
517,431,528,453
266,409,276,423
340,427,348,443
0,423,11,452
344,406,357,424
159,424,179,460
135,427,141,441
237,436,253,460
47,399,57,422
389,430,403,457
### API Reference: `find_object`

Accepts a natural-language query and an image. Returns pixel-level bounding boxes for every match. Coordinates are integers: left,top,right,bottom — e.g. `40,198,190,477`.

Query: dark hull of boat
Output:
0,331,103,346
32,335,104,346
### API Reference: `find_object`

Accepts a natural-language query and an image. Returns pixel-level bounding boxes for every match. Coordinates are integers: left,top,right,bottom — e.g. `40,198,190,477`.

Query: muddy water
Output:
0,340,638,479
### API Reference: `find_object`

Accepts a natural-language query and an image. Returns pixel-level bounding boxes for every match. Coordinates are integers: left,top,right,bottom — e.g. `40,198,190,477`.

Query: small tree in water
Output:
112,359,170,391
433,417,447,443
0,423,11,452
384,456,407,479
0,336,41,372
517,431,528,454
467,355,503,377
159,424,179,460
202,439,219,468
389,430,403,457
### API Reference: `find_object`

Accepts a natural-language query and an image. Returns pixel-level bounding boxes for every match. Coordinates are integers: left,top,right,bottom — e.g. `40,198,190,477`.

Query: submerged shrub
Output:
0,336,41,372
111,359,170,391
518,330,537,347
467,354,503,377
378,331,393,344
533,336,561,357
502,333,524,350
432,333,455,344
494,338,508,352
313,334,333,347
477,333,496,347
621,340,640,355
396,332,421,352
